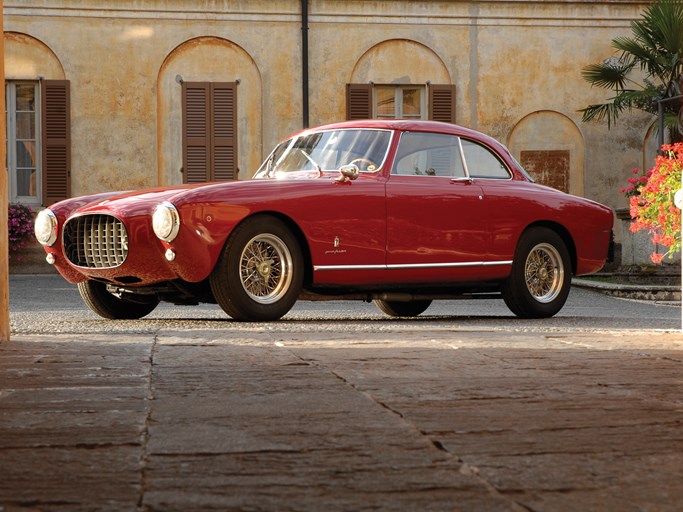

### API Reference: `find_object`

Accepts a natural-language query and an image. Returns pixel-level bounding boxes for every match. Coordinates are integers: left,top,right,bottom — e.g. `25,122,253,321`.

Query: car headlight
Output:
34,209,58,246
152,202,180,243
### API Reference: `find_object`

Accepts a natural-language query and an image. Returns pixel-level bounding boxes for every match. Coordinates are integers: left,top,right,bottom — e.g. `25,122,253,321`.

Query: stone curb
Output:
573,277,681,302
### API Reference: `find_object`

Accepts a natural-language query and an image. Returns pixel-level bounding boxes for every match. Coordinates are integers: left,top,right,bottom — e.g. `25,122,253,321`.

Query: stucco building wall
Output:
4,0,654,231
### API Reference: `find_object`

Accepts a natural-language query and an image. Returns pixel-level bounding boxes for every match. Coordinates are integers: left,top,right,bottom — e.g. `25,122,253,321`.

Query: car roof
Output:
289,119,505,151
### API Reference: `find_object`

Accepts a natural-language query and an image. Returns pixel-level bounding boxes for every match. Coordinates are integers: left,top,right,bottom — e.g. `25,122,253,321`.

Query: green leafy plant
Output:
579,0,683,141
7,203,35,261
629,142,683,263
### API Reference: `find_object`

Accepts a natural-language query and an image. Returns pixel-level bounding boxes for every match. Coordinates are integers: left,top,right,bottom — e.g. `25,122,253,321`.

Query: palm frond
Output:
580,0,683,129
581,62,630,90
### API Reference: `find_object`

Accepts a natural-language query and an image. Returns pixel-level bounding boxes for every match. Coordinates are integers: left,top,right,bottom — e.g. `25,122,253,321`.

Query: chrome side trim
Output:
314,260,513,272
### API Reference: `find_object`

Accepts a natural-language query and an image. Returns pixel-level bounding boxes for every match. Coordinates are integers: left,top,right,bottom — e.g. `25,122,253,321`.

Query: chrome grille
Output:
63,215,128,268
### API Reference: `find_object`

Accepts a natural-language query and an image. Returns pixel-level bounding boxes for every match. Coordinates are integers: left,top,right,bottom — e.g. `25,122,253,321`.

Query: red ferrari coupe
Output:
35,120,613,321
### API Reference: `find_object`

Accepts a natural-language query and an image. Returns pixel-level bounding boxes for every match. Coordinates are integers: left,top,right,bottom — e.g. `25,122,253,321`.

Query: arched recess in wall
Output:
508,111,585,196
351,39,451,84
4,32,65,79
347,39,455,122
157,36,262,185
642,123,673,171
4,32,69,206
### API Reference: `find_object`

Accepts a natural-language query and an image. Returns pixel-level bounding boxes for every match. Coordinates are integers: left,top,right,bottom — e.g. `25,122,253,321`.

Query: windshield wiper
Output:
300,150,324,177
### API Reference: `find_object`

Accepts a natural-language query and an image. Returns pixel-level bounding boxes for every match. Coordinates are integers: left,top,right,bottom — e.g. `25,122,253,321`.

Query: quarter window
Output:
460,139,510,179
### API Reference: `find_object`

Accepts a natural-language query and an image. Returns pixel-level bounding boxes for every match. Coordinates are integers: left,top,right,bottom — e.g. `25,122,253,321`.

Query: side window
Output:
392,132,465,178
460,139,510,179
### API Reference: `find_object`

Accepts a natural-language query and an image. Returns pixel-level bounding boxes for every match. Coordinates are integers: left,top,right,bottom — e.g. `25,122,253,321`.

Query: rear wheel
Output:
77,281,159,320
374,299,432,317
210,216,303,321
502,227,571,318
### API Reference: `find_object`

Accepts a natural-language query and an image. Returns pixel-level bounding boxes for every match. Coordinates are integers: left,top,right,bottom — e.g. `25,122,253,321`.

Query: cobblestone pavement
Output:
1,323,683,511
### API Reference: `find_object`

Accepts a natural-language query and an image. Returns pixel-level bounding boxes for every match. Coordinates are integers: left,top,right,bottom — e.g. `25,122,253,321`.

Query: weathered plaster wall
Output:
3,0,654,228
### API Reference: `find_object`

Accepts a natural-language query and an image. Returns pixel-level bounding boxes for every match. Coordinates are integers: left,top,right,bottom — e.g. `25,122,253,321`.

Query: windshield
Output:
255,129,392,177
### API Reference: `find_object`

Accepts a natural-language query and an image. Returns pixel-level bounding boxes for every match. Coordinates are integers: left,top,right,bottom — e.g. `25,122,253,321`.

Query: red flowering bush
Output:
620,167,651,198
7,203,35,261
629,143,683,264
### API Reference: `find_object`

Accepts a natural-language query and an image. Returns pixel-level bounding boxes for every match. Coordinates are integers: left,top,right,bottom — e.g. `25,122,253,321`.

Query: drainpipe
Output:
301,0,309,128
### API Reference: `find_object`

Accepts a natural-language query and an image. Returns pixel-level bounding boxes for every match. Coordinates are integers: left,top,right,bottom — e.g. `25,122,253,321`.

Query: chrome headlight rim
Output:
34,209,58,246
152,202,180,243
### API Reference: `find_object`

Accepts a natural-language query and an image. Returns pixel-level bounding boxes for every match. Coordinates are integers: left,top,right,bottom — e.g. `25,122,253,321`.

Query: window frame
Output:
6,80,42,205
374,85,427,120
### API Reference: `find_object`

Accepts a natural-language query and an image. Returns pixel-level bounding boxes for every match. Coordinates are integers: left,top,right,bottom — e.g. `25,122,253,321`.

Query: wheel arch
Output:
520,221,577,275
229,211,314,288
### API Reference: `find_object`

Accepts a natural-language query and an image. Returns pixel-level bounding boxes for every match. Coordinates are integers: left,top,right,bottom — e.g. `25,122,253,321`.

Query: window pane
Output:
402,88,421,116
461,139,510,179
16,168,38,197
16,112,35,139
392,132,463,177
16,141,37,168
269,129,391,174
376,87,396,117
15,84,35,111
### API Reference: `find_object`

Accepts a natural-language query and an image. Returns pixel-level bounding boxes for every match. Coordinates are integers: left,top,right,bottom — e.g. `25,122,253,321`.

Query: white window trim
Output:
374,85,427,120
6,80,42,205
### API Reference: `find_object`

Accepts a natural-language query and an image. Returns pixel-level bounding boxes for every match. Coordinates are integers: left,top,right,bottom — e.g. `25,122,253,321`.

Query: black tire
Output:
373,299,432,317
210,216,303,321
77,281,159,320
502,227,571,319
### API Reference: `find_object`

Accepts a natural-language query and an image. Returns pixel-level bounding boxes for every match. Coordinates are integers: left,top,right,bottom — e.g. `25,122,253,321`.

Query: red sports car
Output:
34,120,613,321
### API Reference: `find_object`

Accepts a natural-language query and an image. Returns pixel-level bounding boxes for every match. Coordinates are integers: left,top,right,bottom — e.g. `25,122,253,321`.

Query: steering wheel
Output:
349,158,378,171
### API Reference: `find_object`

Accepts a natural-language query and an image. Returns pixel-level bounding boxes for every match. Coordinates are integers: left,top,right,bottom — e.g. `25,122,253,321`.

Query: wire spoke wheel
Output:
239,233,293,304
524,243,564,303
502,227,571,319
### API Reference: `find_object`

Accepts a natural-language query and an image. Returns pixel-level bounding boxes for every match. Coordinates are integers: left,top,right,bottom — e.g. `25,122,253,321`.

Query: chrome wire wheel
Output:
239,233,293,304
524,242,564,303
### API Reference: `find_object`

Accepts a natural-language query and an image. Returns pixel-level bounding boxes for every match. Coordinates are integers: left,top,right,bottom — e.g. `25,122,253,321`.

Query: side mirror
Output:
336,164,360,183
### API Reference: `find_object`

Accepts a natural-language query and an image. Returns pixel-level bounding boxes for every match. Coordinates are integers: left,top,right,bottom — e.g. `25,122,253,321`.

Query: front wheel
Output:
77,281,159,320
374,299,432,317
502,228,571,319
210,216,303,321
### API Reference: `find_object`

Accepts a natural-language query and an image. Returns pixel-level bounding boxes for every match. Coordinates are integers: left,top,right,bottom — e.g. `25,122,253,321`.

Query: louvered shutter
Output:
211,83,237,180
428,84,456,123
346,84,373,120
182,82,211,183
182,82,237,183
41,80,71,205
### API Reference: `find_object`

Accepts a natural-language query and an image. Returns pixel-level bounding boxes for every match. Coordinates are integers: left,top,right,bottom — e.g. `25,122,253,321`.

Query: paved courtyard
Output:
1,319,682,511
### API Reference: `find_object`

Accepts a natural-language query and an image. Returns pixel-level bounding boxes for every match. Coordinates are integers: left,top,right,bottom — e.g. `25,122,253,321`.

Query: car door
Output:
385,131,491,283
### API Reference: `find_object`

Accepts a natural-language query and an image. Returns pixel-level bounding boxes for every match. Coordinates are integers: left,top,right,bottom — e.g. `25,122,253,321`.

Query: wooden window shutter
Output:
182,82,211,183
346,83,373,120
211,83,237,180
41,80,71,206
182,82,237,183
428,84,456,123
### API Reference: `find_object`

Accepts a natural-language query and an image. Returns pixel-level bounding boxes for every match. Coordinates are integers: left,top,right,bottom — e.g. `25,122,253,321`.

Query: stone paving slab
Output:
0,329,682,511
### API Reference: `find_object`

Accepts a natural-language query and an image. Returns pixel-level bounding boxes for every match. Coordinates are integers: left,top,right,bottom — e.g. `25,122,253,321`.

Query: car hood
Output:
50,181,253,218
